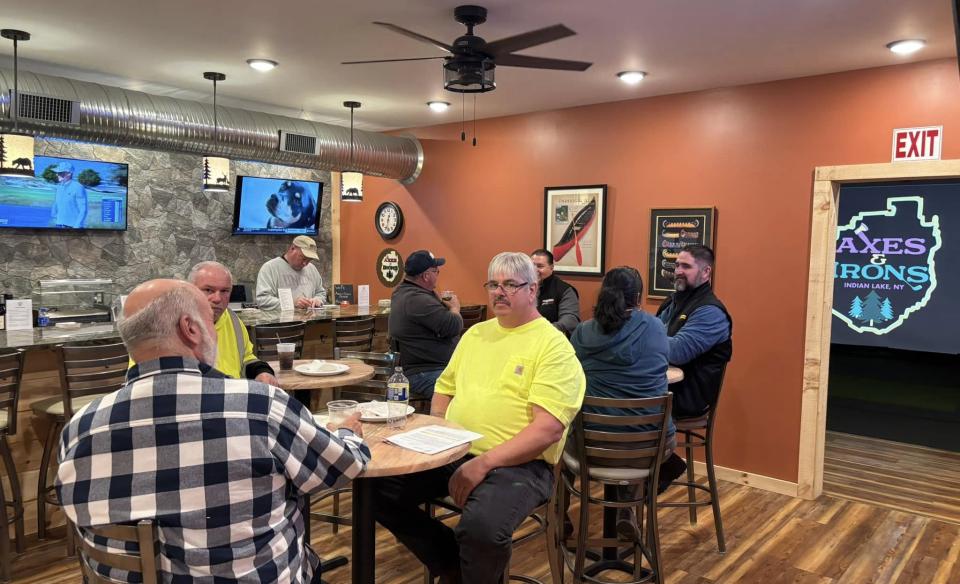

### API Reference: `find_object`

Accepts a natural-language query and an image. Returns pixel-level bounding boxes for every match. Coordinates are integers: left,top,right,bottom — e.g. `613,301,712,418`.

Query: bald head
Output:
188,261,234,321
120,279,217,365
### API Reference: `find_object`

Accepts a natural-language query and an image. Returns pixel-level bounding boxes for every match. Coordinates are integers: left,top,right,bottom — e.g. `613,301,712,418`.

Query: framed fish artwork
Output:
543,184,607,276
648,207,717,298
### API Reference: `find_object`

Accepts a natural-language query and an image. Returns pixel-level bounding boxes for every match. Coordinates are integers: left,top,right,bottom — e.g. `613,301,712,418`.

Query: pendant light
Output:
201,71,231,193
0,29,35,178
340,100,363,203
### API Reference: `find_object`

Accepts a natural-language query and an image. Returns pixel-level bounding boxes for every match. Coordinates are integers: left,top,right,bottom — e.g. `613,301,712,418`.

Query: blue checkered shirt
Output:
55,356,370,583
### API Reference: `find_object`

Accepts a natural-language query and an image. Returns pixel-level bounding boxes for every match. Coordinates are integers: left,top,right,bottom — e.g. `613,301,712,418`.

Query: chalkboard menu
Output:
647,207,716,298
334,284,354,304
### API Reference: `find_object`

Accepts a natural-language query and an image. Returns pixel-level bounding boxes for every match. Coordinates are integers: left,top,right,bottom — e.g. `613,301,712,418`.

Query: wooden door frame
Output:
798,159,960,499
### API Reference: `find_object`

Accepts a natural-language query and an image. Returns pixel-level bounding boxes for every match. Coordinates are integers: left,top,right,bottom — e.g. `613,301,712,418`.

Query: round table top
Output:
271,359,376,390
667,366,683,384
356,414,472,479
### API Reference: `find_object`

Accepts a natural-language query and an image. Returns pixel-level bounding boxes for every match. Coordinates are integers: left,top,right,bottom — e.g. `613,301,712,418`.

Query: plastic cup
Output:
327,400,359,426
277,342,296,370
441,290,454,301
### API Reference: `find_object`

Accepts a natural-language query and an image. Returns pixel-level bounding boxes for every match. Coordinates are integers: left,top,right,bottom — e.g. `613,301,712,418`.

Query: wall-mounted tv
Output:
232,176,323,235
0,155,129,231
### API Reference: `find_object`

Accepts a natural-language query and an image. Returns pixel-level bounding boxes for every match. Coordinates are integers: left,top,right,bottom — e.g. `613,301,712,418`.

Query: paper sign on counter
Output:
5,299,33,330
278,288,295,312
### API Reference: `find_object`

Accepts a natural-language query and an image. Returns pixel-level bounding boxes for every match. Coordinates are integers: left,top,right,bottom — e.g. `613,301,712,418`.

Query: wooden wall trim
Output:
331,172,342,285
692,461,798,498
798,160,960,500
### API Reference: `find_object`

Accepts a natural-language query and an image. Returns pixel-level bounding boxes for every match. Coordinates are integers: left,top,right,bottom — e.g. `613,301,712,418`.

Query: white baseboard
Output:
692,461,799,498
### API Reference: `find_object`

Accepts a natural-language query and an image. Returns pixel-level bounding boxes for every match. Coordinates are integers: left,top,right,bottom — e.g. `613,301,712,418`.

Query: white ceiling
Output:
0,0,955,131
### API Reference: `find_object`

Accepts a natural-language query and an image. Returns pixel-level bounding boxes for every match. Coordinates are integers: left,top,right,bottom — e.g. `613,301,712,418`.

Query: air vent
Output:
13,90,81,125
279,131,319,155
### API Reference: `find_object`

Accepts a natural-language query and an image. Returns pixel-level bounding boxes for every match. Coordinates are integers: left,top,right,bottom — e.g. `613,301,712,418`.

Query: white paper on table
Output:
357,285,370,307
278,288,295,312
5,299,33,330
386,425,483,455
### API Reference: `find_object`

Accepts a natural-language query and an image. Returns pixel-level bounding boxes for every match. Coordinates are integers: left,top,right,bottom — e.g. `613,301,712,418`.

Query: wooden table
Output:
269,359,375,410
667,366,684,384
352,414,473,584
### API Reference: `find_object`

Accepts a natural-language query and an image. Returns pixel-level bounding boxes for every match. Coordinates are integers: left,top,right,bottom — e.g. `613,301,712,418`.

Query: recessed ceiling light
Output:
246,58,279,72
886,39,926,55
427,101,451,112
617,71,647,85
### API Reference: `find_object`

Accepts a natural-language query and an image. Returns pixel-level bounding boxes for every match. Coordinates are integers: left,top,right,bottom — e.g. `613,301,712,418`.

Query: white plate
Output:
358,401,415,422
294,361,350,377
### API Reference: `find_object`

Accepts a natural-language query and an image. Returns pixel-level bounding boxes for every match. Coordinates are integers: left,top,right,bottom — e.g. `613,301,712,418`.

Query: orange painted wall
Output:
341,58,960,483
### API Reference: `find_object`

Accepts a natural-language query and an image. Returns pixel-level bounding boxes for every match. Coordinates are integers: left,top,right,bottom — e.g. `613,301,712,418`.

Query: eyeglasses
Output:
482,280,530,295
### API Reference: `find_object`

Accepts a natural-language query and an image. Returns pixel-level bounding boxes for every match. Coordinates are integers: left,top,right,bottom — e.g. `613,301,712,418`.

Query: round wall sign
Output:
377,248,404,287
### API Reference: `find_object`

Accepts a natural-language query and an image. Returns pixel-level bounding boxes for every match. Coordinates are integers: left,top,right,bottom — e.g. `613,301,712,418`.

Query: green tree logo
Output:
848,296,864,319
880,297,894,321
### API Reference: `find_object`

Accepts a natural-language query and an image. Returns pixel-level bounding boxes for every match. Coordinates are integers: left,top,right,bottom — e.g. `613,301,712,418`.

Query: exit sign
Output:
892,126,942,162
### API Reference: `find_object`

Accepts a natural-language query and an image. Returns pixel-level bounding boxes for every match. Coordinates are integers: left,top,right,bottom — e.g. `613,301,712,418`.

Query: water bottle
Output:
37,307,51,328
386,366,410,429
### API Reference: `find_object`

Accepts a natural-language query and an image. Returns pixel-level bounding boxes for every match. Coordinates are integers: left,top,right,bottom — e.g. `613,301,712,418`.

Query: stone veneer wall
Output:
0,138,332,299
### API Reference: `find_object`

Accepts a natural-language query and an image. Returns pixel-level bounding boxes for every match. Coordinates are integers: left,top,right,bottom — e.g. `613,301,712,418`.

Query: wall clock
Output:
375,201,404,240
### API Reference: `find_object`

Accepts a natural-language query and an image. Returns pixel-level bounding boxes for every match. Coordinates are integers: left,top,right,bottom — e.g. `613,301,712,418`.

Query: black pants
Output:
372,457,554,584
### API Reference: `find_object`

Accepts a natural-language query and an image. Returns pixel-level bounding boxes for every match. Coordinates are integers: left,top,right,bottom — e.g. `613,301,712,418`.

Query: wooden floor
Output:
7,475,960,584
824,431,960,525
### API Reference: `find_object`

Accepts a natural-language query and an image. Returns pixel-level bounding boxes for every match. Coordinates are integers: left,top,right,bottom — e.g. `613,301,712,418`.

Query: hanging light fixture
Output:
340,100,363,203
201,71,231,193
0,29,35,178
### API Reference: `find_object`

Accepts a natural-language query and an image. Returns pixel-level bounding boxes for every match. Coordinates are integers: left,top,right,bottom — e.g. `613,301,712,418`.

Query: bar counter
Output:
0,304,391,351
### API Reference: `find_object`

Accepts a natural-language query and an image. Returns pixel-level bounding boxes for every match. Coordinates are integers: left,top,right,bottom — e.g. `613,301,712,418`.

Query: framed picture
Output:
543,184,607,276
648,207,717,298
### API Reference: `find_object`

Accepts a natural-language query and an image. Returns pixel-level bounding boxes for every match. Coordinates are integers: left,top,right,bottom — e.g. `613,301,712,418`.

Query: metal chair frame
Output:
555,393,673,584
332,316,376,353
73,519,159,584
252,322,306,360
0,350,26,583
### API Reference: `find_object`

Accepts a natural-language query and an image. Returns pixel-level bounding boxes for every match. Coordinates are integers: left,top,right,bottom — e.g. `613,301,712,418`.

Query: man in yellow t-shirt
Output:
188,262,279,385
374,252,585,584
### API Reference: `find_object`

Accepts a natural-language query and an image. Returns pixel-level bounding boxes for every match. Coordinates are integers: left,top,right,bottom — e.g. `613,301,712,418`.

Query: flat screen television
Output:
232,176,323,235
0,155,129,231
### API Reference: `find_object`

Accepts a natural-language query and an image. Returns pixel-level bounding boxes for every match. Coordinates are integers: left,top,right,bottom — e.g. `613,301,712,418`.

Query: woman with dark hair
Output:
570,266,684,537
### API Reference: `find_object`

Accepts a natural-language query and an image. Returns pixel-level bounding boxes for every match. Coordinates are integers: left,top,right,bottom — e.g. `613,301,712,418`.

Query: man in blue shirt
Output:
49,162,88,228
656,244,733,489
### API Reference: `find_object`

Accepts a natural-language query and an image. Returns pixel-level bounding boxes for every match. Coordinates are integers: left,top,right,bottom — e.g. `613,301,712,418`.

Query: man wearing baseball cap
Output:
255,236,327,310
49,161,88,228
388,250,463,399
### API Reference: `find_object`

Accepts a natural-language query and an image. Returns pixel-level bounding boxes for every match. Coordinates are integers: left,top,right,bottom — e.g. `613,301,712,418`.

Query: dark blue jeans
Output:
407,368,444,399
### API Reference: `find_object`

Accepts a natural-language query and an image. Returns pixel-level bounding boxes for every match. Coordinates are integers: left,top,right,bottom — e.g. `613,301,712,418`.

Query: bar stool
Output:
458,305,486,332
0,350,26,583
32,342,129,548
555,394,673,584
72,519,159,584
332,316,376,353
659,373,727,553
251,322,306,360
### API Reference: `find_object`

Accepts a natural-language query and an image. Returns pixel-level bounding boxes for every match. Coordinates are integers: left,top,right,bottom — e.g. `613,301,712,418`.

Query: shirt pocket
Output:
497,357,535,399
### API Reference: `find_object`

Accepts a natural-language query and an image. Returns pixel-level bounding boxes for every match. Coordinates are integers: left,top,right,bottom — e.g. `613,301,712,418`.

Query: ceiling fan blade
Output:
342,56,449,65
495,54,592,71
373,21,453,53
485,24,576,56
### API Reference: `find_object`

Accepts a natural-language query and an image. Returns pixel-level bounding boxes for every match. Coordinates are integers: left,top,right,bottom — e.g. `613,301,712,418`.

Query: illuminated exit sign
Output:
892,126,942,162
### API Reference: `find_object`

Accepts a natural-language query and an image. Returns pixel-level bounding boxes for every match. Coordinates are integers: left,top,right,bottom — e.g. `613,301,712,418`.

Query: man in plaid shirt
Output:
56,279,370,583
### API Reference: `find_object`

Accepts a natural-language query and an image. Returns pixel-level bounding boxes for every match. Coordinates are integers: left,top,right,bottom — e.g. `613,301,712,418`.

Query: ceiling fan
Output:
342,4,592,93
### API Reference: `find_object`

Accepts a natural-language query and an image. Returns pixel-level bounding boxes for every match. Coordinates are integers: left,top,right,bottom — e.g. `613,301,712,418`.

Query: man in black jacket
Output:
530,249,581,336
389,250,464,399
656,244,732,491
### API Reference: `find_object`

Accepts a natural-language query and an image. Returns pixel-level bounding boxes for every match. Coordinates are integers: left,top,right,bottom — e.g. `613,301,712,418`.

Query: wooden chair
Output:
659,368,728,552
0,350,26,583
332,316,376,353
555,393,673,584
251,322,306,360
33,342,129,548
459,304,486,331
72,519,160,584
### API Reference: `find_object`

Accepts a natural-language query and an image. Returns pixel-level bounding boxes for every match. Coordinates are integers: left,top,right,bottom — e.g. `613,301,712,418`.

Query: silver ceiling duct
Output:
0,68,423,183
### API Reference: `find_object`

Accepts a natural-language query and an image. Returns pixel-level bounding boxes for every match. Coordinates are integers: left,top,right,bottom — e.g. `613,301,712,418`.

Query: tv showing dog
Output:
232,176,323,235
